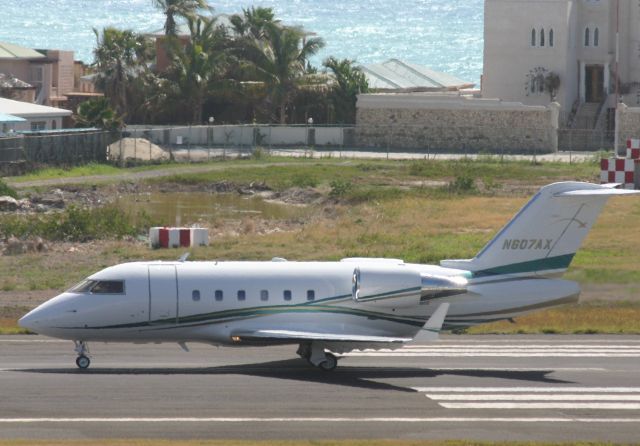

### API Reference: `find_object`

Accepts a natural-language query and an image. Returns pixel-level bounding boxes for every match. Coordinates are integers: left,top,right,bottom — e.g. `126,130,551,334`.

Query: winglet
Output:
413,303,450,342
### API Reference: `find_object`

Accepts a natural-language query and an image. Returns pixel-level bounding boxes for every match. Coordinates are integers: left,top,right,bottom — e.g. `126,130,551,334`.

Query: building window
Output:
31,121,46,131
307,290,315,301
540,28,545,47
594,27,599,47
549,29,554,47
215,290,223,301
260,290,269,301
237,290,246,301
584,27,590,46
531,28,536,46
283,290,292,301
192,290,201,301
51,120,57,130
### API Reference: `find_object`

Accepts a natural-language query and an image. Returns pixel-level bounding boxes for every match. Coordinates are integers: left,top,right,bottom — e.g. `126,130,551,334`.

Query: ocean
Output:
0,0,483,84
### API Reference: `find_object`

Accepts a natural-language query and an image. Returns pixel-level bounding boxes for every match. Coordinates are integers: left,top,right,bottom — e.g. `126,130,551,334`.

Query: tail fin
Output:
441,182,639,278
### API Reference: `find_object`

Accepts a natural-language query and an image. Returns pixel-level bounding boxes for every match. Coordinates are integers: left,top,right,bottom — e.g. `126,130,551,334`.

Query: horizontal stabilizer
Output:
232,329,411,344
413,303,450,342
555,188,640,197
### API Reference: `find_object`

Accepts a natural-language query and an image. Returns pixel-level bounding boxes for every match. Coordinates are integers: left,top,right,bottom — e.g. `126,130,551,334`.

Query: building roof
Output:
0,112,26,123
0,97,72,118
0,73,33,89
360,59,474,92
0,41,45,60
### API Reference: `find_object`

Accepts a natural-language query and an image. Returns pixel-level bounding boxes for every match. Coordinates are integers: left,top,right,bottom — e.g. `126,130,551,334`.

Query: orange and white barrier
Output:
600,139,640,190
149,227,209,249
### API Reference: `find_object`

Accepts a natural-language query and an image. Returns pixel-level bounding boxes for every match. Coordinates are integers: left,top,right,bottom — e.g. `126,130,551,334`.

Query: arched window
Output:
540,28,545,47
531,28,536,46
549,29,554,47
584,27,590,46
594,27,599,46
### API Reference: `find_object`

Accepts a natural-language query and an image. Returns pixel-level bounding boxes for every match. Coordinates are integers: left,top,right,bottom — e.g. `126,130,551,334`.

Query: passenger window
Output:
261,290,269,301
215,290,223,301
192,290,200,301
307,290,315,301
90,280,124,294
237,290,246,301
283,290,292,301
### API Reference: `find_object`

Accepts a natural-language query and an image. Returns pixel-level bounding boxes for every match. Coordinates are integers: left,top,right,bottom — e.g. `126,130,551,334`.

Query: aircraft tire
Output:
76,355,90,369
318,353,337,371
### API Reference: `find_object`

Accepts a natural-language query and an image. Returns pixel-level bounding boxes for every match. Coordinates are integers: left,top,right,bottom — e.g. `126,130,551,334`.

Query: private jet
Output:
19,181,639,371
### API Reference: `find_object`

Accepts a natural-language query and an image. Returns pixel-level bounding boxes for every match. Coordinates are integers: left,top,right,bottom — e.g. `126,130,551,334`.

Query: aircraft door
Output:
148,265,178,323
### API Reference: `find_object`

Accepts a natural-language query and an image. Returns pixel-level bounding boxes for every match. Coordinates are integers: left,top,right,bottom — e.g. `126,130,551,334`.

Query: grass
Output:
0,441,635,446
152,158,601,194
467,301,640,334
1,156,638,335
0,204,156,242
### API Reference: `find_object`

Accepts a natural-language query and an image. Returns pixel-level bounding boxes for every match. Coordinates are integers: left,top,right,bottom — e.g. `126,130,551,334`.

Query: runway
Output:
1,335,639,441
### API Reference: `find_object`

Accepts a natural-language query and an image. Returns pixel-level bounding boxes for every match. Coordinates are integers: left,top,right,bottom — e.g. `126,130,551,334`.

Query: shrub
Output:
0,204,154,242
0,179,17,198
329,179,353,198
447,174,477,194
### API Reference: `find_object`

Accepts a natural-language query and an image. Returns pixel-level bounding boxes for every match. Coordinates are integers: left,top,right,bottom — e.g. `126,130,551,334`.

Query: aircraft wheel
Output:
318,353,337,371
76,355,90,369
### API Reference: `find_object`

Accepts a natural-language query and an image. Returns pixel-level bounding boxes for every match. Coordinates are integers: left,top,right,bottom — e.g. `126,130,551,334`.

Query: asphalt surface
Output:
1,335,639,442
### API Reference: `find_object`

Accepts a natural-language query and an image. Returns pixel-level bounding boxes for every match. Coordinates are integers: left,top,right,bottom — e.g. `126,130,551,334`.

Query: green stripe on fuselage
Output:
472,254,574,278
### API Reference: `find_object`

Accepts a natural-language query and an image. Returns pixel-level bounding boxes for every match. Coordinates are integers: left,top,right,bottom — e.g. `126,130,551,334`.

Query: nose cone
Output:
18,308,44,332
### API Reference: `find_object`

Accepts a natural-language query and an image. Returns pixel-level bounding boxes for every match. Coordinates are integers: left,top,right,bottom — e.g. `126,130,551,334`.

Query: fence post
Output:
134,128,137,163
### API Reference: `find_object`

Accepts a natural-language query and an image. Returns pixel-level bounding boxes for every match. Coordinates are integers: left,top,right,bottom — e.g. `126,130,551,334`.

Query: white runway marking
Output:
415,387,640,410
345,344,640,357
428,394,640,401
0,417,639,423
413,387,640,393
439,403,640,410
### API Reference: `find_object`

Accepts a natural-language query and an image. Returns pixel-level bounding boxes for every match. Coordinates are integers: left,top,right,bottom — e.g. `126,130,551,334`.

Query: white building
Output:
482,0,640,126
0,97,72,131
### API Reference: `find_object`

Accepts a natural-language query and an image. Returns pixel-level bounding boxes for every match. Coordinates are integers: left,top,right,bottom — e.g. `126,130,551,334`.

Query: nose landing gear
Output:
297,342,338,371
74,340,91,369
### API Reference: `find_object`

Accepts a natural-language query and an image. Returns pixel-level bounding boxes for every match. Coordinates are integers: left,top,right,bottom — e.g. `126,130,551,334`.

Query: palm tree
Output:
230,7,278,40
151,0,211,36
74,97,123,131
164,15,229,123
242,23,325,123
92,27,154,117
323,57,369,123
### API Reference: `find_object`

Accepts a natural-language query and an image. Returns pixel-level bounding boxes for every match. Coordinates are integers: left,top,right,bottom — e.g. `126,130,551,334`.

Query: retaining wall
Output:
616,104,640,155
355,94,559,153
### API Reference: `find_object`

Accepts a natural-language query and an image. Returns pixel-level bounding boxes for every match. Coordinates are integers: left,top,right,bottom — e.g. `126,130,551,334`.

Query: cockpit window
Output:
91,280,125,294
69,280,98,293
69,279,124,294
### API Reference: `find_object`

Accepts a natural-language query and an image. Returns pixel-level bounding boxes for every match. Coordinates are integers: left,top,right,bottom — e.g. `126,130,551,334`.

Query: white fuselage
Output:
19,259,580,346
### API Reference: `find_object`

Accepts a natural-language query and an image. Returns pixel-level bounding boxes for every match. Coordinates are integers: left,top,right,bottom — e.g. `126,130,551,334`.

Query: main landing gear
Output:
74,340,91,369
297,342,338,371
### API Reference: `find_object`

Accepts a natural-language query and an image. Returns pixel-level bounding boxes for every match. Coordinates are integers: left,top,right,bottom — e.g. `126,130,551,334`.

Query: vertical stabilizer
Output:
440,182,639,278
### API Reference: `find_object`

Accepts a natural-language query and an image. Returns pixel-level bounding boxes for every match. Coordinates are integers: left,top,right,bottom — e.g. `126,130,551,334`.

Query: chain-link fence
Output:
0,129,110,169
1,124,617,170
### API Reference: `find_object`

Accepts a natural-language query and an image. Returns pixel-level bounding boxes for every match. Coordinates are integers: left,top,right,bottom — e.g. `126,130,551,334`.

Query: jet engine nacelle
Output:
351,265,422,308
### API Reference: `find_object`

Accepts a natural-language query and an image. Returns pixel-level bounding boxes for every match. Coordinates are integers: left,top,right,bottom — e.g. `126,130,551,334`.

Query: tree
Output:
92,27,154,117
74,97,123,131
323,57,369,123
164,15,229,123
525,67,560,101
230,6,278,40
241,23,325,123
151,0,211,36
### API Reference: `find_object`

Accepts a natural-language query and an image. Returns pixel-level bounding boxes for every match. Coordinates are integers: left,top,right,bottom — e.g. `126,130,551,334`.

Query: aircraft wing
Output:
231,329,411,344
412,303,450,342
